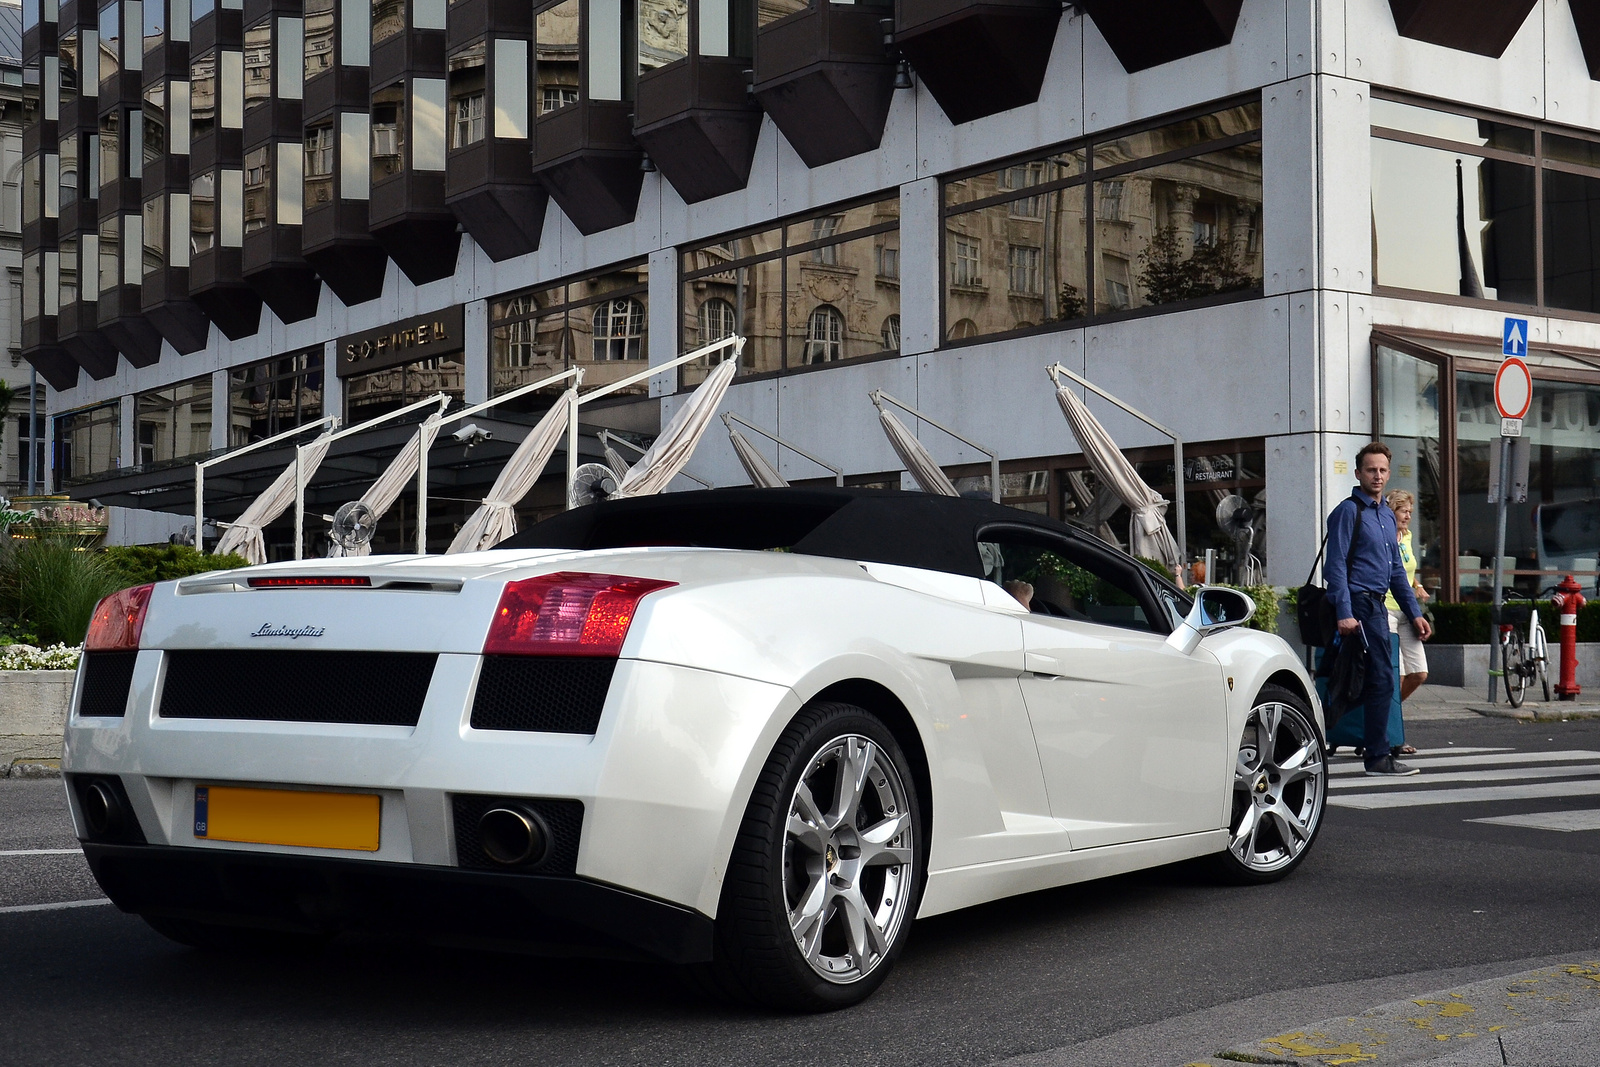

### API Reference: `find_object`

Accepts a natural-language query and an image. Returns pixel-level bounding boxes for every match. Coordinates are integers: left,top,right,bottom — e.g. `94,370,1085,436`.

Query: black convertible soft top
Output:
503,487,1139,583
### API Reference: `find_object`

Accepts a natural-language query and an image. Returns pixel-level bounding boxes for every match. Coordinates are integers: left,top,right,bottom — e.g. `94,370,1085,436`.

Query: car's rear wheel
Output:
1208,684,1326,884
142,914,329,954
703,701,924,1011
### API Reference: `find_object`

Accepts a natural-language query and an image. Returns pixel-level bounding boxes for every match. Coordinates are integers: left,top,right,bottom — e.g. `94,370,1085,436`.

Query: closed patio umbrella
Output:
214,431,336,564
875,405,958,497
611,354,739,498
1052,378,1181,571
728,427,788,488
447,388,577,553
329,416,444,557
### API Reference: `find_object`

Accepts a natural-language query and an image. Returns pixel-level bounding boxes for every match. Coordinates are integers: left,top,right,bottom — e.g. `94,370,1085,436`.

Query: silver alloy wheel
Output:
1230,702,1325,873
783,734,915,984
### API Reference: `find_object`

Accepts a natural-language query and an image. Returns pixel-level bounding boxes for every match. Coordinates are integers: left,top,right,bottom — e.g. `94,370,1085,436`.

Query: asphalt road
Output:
7,716,1600,1067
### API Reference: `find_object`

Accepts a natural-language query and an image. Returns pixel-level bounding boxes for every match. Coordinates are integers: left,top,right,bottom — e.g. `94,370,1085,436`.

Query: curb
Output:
1469,704,1600,722
6,758,62,779
1179,960,1600,1066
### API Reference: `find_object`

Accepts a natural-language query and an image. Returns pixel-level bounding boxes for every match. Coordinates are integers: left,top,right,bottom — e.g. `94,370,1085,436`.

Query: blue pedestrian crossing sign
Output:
1503,317,1529,357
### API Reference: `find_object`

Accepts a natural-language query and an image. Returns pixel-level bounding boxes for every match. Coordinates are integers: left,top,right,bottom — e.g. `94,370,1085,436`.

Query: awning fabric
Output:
1052,379,1181,570
876,408,958,497
214,432,336,565
329,416,444,557
447,388,577,553
612,356,739,498
728,427,789,488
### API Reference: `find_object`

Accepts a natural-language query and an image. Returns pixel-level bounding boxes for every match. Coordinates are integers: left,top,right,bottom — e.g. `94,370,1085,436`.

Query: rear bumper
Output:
84,842,715,964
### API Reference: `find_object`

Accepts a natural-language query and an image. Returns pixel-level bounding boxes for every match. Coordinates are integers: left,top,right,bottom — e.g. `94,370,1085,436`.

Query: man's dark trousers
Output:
1352,590,1394,763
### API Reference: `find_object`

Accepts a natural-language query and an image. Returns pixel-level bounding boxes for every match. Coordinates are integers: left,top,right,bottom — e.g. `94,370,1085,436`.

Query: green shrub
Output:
1428,600,1592,644
102,544,249,589
0,536,124,646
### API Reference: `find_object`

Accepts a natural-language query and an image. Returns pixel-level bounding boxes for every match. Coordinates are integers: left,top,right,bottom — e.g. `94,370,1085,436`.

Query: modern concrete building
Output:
16,0,1600,591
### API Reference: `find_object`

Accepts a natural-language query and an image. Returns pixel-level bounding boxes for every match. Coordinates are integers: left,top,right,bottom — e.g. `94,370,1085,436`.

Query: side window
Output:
977,529,1160,633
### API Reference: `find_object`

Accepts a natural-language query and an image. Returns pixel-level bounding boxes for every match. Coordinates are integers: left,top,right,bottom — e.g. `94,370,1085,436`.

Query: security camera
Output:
452,423,492,445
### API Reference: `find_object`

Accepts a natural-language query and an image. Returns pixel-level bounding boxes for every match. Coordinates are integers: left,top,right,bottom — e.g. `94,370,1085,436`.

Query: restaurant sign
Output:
336,305,465,378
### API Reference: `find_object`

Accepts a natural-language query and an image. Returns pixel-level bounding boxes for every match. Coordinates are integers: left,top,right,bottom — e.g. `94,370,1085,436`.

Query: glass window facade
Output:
228,350,325,444
491,260,649,407
679,193,900,385
135,376,213,465
1368,94,1600,316
942,101,1261,344
534,0,579,114
53,402,122,484
1376,337,1600,601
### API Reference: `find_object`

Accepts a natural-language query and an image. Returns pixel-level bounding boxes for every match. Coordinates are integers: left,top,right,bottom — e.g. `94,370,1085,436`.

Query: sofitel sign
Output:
336,306,466,378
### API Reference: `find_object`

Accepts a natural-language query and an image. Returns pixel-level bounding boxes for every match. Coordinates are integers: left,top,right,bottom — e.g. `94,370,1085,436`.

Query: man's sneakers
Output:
1364,755,1420,776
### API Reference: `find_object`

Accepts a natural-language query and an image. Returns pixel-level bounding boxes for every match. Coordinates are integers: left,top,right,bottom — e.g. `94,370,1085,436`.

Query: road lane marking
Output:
1329,764,1600,789
1468,809,1600,831
1331,780,1600,809
0,848,83,857
1328,750,1600,774
0,898,110,915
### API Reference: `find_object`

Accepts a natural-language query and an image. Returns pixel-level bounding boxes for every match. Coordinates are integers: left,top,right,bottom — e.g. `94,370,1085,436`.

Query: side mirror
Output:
1166,586,1257,655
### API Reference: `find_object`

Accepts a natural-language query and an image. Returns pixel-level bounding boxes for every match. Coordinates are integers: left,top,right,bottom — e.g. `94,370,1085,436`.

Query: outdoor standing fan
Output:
568,463,619,509
1215,494,1264,586
330,500,378,552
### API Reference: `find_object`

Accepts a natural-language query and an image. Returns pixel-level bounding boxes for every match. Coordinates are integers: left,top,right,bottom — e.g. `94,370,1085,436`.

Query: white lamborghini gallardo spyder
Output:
64,488,1327,1011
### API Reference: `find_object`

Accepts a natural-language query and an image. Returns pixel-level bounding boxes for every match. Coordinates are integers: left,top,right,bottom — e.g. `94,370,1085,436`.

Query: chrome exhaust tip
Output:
478,806,550,867
81,780,124,837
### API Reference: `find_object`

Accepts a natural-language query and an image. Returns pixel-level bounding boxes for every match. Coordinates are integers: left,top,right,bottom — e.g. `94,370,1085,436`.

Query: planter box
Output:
1428,643,1600,689
0,670,75,770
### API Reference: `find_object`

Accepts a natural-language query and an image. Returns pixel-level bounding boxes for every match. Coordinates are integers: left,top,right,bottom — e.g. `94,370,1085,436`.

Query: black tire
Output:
1207,684,1326,886
700,701,925,1012
1503,630,1528,708
142,914,330,954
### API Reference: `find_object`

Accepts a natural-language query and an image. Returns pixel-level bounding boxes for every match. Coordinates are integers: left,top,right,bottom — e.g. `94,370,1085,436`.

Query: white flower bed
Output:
0,643,82,670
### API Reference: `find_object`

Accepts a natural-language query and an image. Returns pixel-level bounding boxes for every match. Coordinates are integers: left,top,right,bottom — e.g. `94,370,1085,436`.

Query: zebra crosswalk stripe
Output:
1327,749,1600,775
1330,779,1600,810
1328,763,1600,790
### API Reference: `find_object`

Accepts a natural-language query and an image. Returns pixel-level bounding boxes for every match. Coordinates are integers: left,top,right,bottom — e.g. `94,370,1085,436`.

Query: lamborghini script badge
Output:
250,623,326,639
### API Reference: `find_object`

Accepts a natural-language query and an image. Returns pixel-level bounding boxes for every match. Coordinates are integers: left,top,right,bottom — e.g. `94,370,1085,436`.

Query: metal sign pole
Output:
1488,435,1510,703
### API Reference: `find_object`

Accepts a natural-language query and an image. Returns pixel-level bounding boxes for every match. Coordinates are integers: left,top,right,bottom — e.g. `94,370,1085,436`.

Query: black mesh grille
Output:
78,651,137,718
159,650,437,726
469,656,616,734
451,794,584,874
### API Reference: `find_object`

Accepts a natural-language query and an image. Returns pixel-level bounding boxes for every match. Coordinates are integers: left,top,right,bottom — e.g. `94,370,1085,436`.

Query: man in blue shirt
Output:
1326,442,1432,775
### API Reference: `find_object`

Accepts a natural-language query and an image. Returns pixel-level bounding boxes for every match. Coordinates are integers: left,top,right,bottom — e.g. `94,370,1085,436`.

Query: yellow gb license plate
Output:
194,785,380,852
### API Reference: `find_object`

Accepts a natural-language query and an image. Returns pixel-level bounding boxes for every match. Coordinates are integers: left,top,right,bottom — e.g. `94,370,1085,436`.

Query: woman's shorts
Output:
1388,607,1429,675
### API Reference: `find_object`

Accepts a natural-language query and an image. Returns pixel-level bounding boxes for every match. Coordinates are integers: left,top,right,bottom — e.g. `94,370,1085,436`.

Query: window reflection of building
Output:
638,0,689,72
305,123,334,206
698,297,736,347
448,43,486,148
371,84,405,183
52,402,122,485
344,354,465,421
229,351,326,445
305,0,334,74
136,377,214,467
534,0,579,115
941,102,1261,344
243,146,269,233
490,261,650,409
679,194,900,386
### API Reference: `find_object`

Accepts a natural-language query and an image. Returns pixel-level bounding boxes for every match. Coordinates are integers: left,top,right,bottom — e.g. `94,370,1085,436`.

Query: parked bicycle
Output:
1497,587,1555,708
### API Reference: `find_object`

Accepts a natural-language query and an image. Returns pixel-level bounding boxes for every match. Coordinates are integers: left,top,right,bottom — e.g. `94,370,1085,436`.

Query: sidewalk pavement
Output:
1402,683,1600,723
1181,960,1600,1066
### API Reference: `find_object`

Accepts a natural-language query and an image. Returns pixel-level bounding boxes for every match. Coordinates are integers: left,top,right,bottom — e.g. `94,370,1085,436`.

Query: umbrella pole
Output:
1173,438,1186,575
416,436,429,555
294,445,305,561
194,463,204,553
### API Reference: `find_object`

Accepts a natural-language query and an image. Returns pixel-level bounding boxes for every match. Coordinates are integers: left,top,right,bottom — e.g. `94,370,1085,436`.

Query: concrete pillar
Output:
463,298,488,404
899,177,940,357
646,245,679,400
119,394,135,469
322,340,342,422
210,369,229,452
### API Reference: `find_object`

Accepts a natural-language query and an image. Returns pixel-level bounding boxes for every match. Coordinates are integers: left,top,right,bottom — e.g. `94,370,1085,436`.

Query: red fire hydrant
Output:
1553,574,1586,701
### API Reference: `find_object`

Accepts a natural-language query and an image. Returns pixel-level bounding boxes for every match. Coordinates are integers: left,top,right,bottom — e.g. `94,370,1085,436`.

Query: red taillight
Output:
85,584,155,651
484,572,676,657
247,576,372,588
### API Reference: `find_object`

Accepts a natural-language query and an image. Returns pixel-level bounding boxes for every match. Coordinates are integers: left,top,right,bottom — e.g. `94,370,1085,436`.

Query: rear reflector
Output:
484,572,675,657
85,584,154,652
247,576,373,588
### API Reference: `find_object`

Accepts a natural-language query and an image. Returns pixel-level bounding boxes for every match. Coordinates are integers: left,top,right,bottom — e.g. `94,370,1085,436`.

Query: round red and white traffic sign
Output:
1495,356,1533,420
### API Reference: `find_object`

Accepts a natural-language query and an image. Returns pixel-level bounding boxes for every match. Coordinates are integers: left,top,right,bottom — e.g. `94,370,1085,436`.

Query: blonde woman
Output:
1386,489,1430,719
